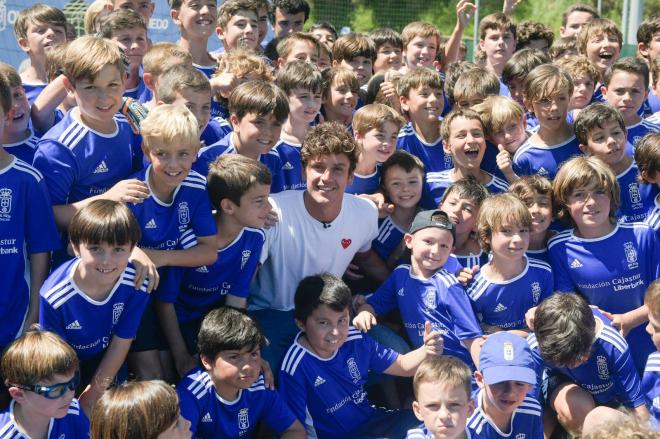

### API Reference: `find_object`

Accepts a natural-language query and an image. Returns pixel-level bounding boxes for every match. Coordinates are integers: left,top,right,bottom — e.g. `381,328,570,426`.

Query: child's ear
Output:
8,386,25,401
403,233,414,249
229,114,240,131
141,143,152,162
399,95,409,113
17,37,30,54
215,26,225,42
474,370,485,389
411,400,424,422
600,84,608,97
294,318,306,332
200,354,213,371
70,242,81,258
62,76,75,95
277,58,286,69
331,59,339,67
170,8,181,26
219,198,235,214
578,142,589,154
143,72,155,91
442,140,452,155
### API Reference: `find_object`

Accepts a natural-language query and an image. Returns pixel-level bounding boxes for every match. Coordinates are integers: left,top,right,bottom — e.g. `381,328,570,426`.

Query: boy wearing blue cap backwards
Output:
468,332,543,438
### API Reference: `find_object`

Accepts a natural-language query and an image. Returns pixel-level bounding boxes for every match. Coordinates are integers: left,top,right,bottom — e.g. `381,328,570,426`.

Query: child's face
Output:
20,20,67,59
444,116,486,171
231,112,282,156
338,57,373,87
479,28,515,66
273,8,305,38
323,81,357,120
216,9,258,51
522,193,552,235
303,153,353,207
288,87,322,125
111,26,148,67
224,183,272,229
490,119,526,154
646,311,660,351
440,192,479,235
73,241,133,288
412,382,473,439
405,227,454,278
525,38,550,53
404,35,437,69
456,94,486,110
566,183,612,234
560,11,594,37
311,29,336,48
68,65,124,132
144,137,198,193
356,121,400,164
297,304,349,359
585,32,621,73
476,374,532,416
158,415,192,439
506,78,525,107
282,40,319,66
383,165,423,209
170,88,211,133
317,51,331,70
114,0,155,24
5,85,30,136
13,371,76,419
202,346,262,395
400,85,443,126
602,71,648,124
172,0,217,39
374,43,403,74
570,74,596,110
640,31,660,61
488,222,530,262
256,6,269,44
582,119,627,168
529,90,570,132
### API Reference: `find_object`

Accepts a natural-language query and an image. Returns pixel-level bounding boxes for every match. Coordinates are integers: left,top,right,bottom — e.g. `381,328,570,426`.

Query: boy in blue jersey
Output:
396,68,451,180
169,0,218,78
467,332,543,439
157,154,270,378
451,67,499,110
643,280,660,428
13,4,68,103
407,356,474,439
425,109,508,208
194,80,288,194
347,103,405,195
528,293,648,436
354,210,482,368
468,194,553,335
1,329,89,438
476,13,517,96
0,72,59,354
576,19,622,101
634,133,660,231
602,58,660,152
39,200,151,415
549,156,659,373
275,60,323,191
141,43,193,109
0,64,39,164
332,33,375,90
177,307,306,439
215,0,260,56
513,64,582,180
575,103,659,223
280,272,444,439
320,66,359,128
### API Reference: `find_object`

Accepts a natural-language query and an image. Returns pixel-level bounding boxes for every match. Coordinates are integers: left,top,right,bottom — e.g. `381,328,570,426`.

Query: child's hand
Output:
358,192,395,218
119,97,148,135
423,321,444,356
263,207,279,229
129,246,160,293
210,71,238,98
353,310,378,332
599,310,633,338
456,265,479,285
379,80,401,112
525,306,537,331
105,179,149,204
496,144,514,173
351,294,367,314
260,358,275,390
344,262,365,280
502,0,522,16
456,0,477,29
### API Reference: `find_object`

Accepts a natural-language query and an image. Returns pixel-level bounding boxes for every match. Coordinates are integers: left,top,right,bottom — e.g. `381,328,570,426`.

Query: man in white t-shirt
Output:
250,122,389,370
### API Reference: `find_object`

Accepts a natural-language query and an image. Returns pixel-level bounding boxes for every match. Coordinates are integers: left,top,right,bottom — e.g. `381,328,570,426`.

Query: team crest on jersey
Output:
424,288,436,309
241,250,251,269
347,357,361,383
623,242,638,269
633,136,642,146
628,183,642,206
58,434,65,439
516,434,526,439
444,153,453,169
653,396,660,409
531,282,541,303
178,202,190,228
0,188,12,220
596,355,609,380
112,303,124,325
503,342,514,361
238,408,249,430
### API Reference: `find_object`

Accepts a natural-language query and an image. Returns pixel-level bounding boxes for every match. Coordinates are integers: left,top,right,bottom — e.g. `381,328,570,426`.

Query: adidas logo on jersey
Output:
537,167,548,176
196,265,209,273
314,376,326,387
66,320,82,330
494,303,507,312
145,219,157,229
570,258,583,268
93,161,109,174
282,162,294,170
201,413,212,423
396,288,404,296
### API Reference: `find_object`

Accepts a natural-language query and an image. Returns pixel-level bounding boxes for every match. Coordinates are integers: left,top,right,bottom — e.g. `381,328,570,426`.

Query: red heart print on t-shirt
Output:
341,239,352,249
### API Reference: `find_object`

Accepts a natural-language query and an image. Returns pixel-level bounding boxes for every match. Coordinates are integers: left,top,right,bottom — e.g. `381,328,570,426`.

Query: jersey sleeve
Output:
366,271,400,316
547,244,575,293
261,389,298,433
176,381,204,435
114,287,150,339
232,235,264,298
512,152,530,177
278,365,308,425
25,177,60,254
613,346,646,407
445,284,483,340
38,295,65,339
364,333,399,374
191,190,217,238
32,140,76,205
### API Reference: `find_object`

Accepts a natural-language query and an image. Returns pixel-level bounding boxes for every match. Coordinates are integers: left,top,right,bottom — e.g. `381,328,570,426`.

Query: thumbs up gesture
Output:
423,321,444,356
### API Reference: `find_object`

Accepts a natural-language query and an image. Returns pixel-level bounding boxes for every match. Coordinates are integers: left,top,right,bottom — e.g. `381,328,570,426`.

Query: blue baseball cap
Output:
479,332,537,385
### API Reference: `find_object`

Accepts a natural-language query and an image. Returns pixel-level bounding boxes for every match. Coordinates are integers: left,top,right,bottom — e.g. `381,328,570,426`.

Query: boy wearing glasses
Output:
1,328,90,438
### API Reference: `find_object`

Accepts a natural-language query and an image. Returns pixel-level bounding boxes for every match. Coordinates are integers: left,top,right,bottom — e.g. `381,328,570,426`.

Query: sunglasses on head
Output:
10,372,80,399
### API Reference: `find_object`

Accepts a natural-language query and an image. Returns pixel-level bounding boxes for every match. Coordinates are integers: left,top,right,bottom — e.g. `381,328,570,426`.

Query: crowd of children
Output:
0,0,659,437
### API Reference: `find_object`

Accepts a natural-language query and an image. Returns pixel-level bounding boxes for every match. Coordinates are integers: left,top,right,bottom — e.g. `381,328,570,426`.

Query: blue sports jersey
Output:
642,352,660,425
193,62,218,79
210,98,229,120
3,130,39,164
407,425,472,439
177,368,295,438
345,166,381,195
645,196,660,232
279,329,399,439
0,399,89,439
547,223,659,372
275,139,306,191
22,82,46,105
159,227,264,323
194,132,283,193
123,77,149,101
616,162,659,223
39,259,150,360
0,158,60,347
467,257,553,330
453,250,490,270
467,390,543,439
200,118,232,148
367,265,482,367
625,119,660,156
424,170,509,209
527,309,645,408
372,216,406,262
512,136,582,180
33,112,140,205
397,122,453,174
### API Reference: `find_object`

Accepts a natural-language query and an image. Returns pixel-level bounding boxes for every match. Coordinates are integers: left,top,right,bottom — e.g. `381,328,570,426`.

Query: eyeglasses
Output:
11,373,80,399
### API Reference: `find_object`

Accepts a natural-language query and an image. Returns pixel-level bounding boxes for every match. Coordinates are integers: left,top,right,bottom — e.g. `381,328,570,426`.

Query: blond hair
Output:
276,32,320,60
215,49,273,81
477,193,532,253
158,64,211,103
84,0,112,35
217,0,258,30
352,103,405,136
473,95,525,136
413,356,471,400
401,21,440,49
397,67,442,99
332,33,375,62
143,43,193,76
554,55,601,86
141,104,200,151
576,19,622,57
452,66,499,105
64,35,124,84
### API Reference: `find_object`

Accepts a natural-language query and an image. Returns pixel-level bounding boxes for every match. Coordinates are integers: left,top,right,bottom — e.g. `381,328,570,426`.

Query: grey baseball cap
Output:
409,209,456,242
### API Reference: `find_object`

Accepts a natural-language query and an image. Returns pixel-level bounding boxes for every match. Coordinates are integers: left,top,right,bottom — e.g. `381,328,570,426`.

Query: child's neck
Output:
178,36,215,66
411,119,440,144
20,63,47,84
390,204,416,230
486,60,504,78
281,118,307,144
323,107,352,126
624,113,642,126
355,155,378,176
231,132,260,160
410,259,439,279
0,148,13,169
454,234,481,256
148,167,176,203
73,107,116,134
610,154,633,175
528,229,552,250
576,221,616,240
533,123,572,146
484,254,526,281
126,65,141,89
3,127,30,144
451,166,489,185
215,213,245,250
214,380,240,401
480,391,513,433
13,401,52,439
